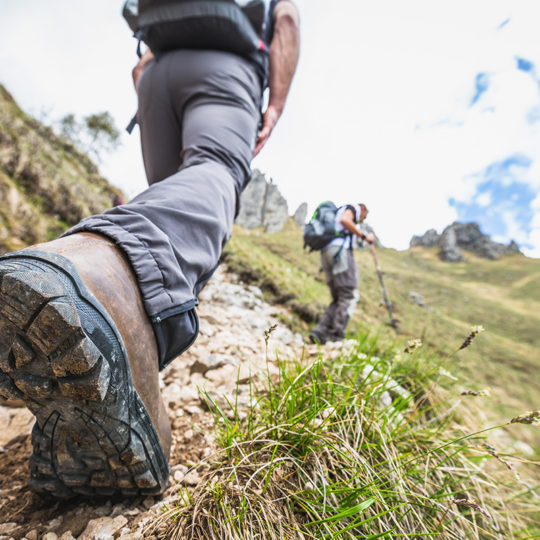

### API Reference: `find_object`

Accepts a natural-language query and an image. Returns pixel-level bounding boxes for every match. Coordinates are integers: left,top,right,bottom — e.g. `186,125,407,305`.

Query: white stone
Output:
142,497,155,510
46,517,63,530
198,319,216,337
0,523,18,536
204,364,236,385
378,391,393,408
77,516,128,540
185,405,203,415
0,407,34,446
182,470,202,486
190,355,228,375
173,470,185,483
161,383,183,408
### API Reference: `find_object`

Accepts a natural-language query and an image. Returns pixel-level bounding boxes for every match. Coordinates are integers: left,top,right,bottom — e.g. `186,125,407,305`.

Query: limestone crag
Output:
410,221,522,262
292,202,308,227
236,169,290,233
410,228,439,248
439,226,463,262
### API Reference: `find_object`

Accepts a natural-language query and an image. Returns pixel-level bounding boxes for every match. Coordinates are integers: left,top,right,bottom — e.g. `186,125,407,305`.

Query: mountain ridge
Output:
410,221,522,261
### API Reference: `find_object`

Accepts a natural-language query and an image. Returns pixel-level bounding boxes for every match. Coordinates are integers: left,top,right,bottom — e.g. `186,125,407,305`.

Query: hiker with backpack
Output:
0,0,299,499
307,203,375,344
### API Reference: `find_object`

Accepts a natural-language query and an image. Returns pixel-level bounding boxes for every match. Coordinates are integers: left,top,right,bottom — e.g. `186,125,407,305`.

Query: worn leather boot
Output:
0,233,171,498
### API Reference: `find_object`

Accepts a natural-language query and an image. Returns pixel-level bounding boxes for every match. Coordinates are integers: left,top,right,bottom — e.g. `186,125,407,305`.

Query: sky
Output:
2,0,540,256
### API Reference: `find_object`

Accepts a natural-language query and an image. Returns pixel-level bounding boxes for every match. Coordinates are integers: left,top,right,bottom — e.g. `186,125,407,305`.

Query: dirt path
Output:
0,266,314,540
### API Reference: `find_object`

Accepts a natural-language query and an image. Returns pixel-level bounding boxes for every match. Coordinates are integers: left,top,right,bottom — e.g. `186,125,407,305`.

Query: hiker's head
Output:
358,203,368,223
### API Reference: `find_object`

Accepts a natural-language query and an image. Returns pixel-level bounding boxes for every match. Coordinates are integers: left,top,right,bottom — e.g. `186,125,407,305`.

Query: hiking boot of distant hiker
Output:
0,233,171,498
309,329,327,345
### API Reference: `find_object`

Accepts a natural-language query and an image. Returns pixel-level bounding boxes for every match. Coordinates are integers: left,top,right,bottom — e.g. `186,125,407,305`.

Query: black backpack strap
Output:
126,113,138,134
135,29,147,58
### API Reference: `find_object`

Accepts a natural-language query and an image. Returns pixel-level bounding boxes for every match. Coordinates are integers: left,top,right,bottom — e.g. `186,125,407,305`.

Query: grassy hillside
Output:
0,84,124,253
224,221,540,455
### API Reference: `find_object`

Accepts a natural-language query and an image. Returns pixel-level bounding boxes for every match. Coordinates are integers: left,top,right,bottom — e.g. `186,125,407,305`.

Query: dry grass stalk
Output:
461,389,490,397
458,325,485,351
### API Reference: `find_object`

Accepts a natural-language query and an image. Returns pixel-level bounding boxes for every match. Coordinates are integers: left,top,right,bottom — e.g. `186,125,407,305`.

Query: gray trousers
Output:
314,246,359,340
66,50,262,368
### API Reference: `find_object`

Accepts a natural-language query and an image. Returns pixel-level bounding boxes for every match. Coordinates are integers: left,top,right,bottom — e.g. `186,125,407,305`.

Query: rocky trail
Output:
0,265,331,540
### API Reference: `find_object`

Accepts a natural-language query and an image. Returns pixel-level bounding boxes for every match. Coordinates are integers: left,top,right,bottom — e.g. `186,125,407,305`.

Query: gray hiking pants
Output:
314,246,359,341
65,50,262,368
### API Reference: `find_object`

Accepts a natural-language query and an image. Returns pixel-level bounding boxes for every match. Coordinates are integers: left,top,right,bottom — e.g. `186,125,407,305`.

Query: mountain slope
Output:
0,86,537,538
0,84,124,253
224,222,540,452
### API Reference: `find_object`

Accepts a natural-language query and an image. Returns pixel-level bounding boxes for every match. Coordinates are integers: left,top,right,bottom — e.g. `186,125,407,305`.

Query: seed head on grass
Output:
508,410,540,427
458,325,485,351
461,389,490,397
404,338,422,353
452,499,491,519
264,324,278,346
480,442,529,487
482,443,519,477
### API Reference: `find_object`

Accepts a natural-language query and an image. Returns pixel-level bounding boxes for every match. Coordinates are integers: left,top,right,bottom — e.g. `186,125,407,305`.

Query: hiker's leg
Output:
313,247,342,339
137,49,260,189
65,50,261,369
314,299,337,338
330,252,359,339
136,57,184,185
331,288,359,340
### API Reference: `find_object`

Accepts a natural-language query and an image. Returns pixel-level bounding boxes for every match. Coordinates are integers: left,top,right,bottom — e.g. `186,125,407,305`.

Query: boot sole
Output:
0,250,169,498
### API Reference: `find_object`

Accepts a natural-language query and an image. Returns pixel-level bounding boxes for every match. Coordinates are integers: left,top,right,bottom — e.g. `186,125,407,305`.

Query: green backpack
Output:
303,201,347,251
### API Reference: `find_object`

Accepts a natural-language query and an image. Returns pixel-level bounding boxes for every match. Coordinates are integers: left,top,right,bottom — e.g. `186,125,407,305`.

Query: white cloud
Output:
476,192,492,207
500,210,528,244
2,0,540,255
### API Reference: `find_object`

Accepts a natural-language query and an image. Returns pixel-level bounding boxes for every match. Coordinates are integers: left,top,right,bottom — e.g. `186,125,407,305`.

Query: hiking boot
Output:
309,329,327,345
0,233,171,498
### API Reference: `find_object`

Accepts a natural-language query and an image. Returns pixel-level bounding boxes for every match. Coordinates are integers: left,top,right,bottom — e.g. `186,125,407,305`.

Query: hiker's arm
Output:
254,0,300,157
340,210,375,243
132,48,155,90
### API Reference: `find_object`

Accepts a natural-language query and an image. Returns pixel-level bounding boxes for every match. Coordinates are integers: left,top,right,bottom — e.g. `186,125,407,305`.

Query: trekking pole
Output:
368,244,398,330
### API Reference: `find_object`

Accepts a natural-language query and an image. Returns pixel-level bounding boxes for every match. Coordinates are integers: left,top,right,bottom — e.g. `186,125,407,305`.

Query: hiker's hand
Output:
254,105,281,157
132,49,155,90
365,232,376,244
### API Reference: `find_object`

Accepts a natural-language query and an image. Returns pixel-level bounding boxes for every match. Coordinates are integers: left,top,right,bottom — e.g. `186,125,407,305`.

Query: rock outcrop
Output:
292,202,308,227
410,228,439,248
410,222,522,262
236,169,289,233
439,226,464,262
0,84,124,254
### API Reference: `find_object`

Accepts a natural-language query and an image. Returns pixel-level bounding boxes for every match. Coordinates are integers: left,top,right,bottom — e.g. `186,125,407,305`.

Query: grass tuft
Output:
151,328,539,539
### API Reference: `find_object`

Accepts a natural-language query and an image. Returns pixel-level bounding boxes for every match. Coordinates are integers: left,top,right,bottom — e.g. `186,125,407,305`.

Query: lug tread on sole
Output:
0,263,167,498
